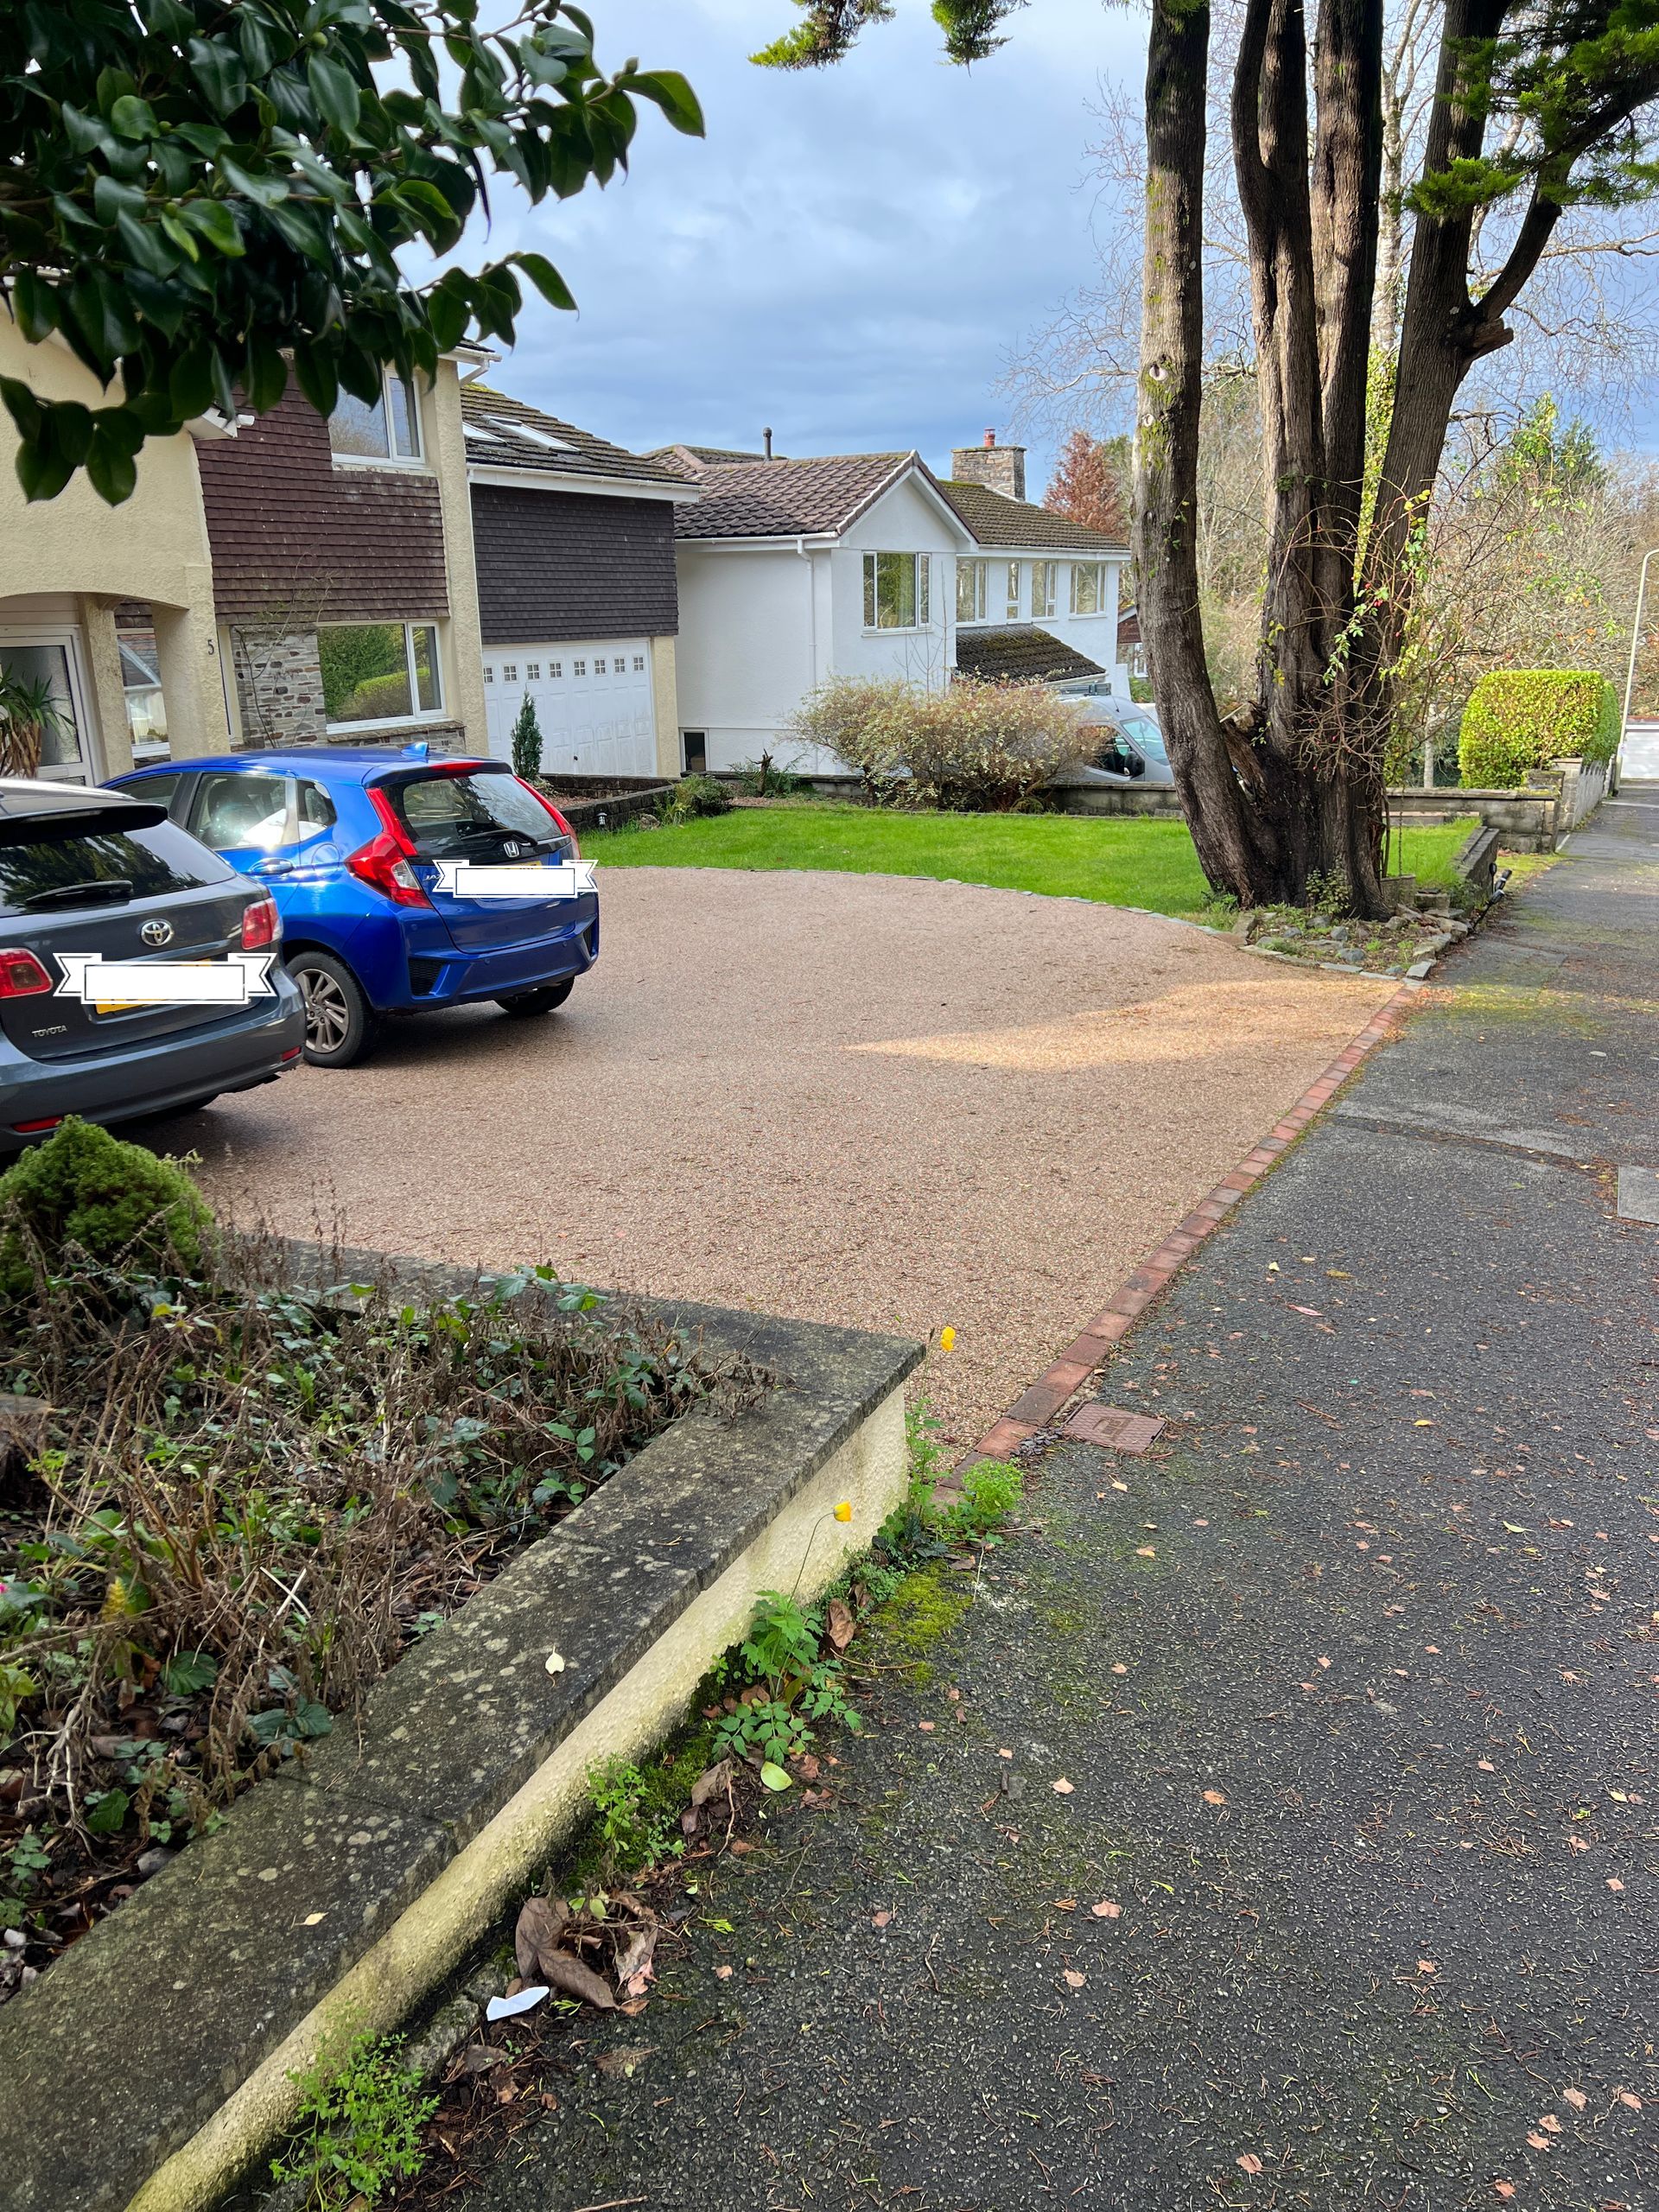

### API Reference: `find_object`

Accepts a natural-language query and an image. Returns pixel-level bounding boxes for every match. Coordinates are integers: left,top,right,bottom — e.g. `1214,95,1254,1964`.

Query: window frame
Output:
956,557,988,625
1070,561,1107,616
319,620,445,734
327,371,426,471
1003,561,1022,621
1031,561,1058,620
862,550,931,633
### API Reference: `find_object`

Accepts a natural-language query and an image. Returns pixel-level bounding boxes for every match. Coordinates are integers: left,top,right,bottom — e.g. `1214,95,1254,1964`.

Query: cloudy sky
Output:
471,0,1146,493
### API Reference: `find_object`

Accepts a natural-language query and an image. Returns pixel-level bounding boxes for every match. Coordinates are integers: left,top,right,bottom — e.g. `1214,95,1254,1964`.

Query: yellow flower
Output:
939,1325,957,1352
833,1499,853,1523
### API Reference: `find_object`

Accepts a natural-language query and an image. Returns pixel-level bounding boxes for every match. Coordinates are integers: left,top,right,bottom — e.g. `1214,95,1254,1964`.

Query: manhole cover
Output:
1065,1404,1166,1454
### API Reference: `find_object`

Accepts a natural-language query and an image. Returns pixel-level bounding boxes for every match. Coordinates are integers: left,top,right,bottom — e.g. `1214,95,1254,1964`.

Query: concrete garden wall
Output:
0,1247,919,2212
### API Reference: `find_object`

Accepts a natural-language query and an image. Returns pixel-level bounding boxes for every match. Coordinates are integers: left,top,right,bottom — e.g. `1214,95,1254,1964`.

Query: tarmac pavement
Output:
448,804,1659,2211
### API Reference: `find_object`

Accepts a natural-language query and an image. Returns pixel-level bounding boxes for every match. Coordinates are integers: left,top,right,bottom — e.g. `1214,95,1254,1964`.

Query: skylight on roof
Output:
500,420,575,452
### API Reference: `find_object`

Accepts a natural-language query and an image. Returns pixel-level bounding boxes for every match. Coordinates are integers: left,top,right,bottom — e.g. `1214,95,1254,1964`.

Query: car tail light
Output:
346,790,432,908
240,893,281,950
11,1116,61,1134
515,778,579,857
0,948,54,999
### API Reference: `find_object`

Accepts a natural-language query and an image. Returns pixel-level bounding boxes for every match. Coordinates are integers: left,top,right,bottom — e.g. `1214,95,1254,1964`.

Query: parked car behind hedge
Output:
1458,670,1619,788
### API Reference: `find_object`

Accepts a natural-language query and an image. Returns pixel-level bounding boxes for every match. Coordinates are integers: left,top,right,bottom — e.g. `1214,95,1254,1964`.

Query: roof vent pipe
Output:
763,427,773,459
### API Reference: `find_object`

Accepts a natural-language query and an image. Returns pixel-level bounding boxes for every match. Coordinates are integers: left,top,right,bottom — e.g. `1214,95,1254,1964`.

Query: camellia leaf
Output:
623,70,705,137
85,435,139,507
1,0,704,500
179,197,245,256
512,250,576,311
308,53,363,137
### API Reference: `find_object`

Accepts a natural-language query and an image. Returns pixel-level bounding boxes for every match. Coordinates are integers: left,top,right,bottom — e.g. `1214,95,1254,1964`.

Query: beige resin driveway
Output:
184,868,1395,1446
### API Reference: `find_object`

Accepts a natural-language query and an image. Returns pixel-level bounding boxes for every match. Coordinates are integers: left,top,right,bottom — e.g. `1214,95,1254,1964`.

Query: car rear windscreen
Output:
0,820,233,919
385,771,561,855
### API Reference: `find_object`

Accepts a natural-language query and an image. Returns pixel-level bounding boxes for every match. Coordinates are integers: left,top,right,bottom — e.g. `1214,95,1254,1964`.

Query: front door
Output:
0,629,102,784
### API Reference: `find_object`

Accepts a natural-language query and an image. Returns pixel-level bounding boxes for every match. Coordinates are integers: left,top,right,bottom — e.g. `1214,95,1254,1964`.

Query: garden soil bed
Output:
0,1239,918,2212
0,1229,766,2000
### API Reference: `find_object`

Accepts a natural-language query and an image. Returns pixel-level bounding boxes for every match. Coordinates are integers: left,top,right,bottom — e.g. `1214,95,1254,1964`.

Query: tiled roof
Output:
673,452,916,540
939,479,1127,552
461,385,690,494
953,626,1105,684
647,443,777,469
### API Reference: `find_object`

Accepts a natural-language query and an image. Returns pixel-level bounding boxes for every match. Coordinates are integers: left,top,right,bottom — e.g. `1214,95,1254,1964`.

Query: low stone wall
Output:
535,772,674,835
1553,754,1609,833
0,1249,919,2212
721,771,1592,849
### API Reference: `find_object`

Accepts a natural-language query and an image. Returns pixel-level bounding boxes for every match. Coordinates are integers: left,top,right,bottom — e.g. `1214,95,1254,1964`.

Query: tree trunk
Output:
1136,0,1390,913
1134,0,1278,901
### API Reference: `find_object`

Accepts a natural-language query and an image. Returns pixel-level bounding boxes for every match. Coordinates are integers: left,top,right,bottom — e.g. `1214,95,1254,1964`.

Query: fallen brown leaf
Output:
1561,2088,1587,2112
1202,1789,1227,1807
539,1950,617,2011
1416,1959,1437,1975
690,1759,734,1809
826,1598,855,1651
1052,1777,1075,1796
1090,1899,1122,1920
1062,1969,1086,1990
613,1924,658,1990
873,1909,892,1929
1236,2153,1263,2176
594,2043,655,2079
513,1897,568,1984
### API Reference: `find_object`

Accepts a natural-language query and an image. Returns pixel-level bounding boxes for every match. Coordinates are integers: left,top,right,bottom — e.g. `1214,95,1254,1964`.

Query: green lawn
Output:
587,802,1480,918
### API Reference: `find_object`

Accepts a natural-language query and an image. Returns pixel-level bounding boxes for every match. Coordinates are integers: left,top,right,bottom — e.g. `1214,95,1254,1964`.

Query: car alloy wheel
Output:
299,964,351,1054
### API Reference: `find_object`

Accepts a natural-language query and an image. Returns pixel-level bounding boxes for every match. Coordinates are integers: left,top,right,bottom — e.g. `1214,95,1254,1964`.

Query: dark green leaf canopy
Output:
0,2,703,502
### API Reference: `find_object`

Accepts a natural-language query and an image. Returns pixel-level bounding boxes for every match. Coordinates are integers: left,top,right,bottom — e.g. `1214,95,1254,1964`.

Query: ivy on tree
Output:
0,1,702,504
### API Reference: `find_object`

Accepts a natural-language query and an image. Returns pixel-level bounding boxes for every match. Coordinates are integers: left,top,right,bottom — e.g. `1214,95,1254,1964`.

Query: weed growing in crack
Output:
269,2031,436,2210
712,1590,861,1766
586,1758,688,1882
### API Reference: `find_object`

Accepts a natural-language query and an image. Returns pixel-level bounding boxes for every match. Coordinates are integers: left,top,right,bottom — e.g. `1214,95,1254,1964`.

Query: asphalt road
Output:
448,802,1659,2210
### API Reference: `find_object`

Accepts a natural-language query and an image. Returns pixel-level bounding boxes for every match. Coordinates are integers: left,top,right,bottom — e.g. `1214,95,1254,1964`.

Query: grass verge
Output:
588,801,1484,918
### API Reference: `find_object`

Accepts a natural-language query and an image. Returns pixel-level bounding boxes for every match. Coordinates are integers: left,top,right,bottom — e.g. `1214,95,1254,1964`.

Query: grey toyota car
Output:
0,779,304,1152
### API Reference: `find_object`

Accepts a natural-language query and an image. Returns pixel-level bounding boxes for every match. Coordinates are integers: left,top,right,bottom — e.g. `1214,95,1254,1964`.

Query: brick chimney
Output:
950,428,1026,502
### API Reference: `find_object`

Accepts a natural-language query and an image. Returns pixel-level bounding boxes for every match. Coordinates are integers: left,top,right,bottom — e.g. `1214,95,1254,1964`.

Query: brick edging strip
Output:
959,983,1421,1467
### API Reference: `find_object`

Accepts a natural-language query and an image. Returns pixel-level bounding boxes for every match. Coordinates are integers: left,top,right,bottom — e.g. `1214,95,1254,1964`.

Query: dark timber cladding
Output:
469,483,678,645
195,385,449,626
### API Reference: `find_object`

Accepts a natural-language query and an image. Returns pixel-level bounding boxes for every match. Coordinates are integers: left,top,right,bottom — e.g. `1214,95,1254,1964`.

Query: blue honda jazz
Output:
110,747,599,1066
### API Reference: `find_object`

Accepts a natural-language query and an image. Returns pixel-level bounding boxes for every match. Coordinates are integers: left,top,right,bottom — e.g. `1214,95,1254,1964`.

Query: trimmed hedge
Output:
1459,670,1619,788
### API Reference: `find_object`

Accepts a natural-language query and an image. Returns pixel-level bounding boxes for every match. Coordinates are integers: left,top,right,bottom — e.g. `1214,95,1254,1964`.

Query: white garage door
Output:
482,640,656,777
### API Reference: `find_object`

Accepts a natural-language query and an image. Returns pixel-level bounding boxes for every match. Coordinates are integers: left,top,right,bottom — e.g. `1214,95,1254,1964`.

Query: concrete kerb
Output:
0,1249,922,2212
955,984,1421,1470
